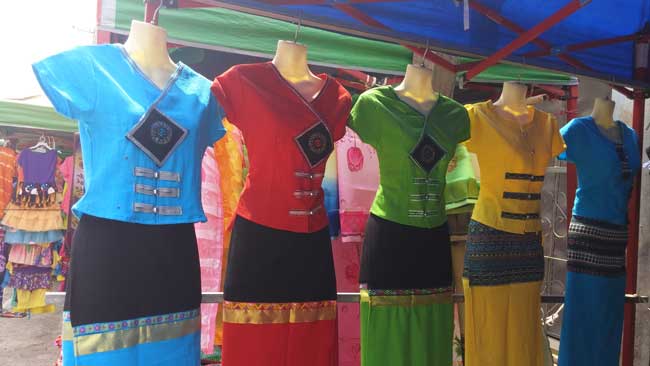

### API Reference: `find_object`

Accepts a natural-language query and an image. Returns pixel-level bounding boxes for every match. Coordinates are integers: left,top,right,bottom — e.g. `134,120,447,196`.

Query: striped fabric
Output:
567,216,628,277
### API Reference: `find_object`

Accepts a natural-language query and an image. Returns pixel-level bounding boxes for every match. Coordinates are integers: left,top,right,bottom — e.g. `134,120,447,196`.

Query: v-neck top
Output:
348,86,470,229
465,100,565,234
560,116,640,225
32,44,226,225
211,62,352,233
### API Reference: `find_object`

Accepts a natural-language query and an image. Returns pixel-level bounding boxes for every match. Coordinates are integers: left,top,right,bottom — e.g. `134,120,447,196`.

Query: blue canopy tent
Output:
115,1,647,364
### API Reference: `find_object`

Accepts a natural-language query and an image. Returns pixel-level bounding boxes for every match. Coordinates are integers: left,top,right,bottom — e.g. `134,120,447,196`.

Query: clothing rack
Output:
45,291,648,304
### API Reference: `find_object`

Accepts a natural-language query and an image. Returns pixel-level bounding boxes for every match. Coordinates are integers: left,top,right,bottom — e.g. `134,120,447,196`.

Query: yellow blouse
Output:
465,101,565,234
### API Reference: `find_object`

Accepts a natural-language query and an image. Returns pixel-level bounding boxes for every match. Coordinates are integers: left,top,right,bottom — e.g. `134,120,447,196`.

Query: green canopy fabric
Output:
0,100,77,133
103,0,577,84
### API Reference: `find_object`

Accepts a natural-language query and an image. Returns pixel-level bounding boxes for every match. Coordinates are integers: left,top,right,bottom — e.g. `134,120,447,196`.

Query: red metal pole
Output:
621,35,648,366
465,0,587,81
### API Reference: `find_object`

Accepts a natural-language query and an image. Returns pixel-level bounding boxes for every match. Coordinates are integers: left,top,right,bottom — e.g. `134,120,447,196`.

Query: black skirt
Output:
224,215,337,302
64,214,201,326
359,214,452,290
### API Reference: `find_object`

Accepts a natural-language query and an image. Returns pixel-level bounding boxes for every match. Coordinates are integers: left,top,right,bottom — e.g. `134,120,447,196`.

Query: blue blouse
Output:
33,44,226,225
560,116,640,225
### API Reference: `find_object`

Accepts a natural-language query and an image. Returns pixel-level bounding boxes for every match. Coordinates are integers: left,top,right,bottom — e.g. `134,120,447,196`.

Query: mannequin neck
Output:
123,20,176,88
493,82,532,124
394,64,437,115
591,97,616,129
494,82,528,111
272,40,315,83
272,40,324,101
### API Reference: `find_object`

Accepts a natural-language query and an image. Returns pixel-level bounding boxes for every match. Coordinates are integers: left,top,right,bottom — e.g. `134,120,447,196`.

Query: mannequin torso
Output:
591,97,619,141
393,64,438,115
493,82,533,125
272,40,325,101
122,20,177,89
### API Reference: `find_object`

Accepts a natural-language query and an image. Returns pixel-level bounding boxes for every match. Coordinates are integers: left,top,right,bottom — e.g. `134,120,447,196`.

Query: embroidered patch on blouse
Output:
295,121,334,167
410,134,446,173
127,108,188,166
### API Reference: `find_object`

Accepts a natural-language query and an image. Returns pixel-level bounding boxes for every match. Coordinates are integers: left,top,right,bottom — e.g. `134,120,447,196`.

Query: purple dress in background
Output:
18,149,57,185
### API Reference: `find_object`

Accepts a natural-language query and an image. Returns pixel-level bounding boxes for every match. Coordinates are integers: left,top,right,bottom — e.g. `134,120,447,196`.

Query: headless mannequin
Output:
272,40,325,102
591,97,616,129
123,20,177,89
493,81,533,125
394,64,438,115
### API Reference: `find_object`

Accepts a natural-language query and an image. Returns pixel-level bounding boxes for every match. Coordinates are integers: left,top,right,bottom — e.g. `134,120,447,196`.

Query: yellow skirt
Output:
2,203,64,231
462,279,543,366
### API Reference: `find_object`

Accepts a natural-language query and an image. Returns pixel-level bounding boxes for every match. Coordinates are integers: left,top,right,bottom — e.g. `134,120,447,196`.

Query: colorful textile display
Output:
212,63,351,366
33,43,226,366
349,86,470,366
336,128,379,242
195,147,223,354
557,116,641,366
0,147,16,211
212,119,246,347
462,101,564,366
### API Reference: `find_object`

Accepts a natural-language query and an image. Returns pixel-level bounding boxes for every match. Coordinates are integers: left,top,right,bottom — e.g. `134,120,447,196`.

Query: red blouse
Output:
211,63,352,233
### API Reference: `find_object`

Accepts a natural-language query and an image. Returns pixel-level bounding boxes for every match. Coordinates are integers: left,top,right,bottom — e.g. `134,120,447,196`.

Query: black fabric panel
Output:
65,214,200,327
224,215,337,303
359,214,452,290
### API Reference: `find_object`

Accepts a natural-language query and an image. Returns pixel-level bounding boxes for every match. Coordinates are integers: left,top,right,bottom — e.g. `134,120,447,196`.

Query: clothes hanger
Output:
419,41,430,68
29,134,53,153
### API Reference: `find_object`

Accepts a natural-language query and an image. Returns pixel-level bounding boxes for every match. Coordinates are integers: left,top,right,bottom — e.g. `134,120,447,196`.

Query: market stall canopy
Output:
0,100,77,133
128,0,646,87
99,0,577,85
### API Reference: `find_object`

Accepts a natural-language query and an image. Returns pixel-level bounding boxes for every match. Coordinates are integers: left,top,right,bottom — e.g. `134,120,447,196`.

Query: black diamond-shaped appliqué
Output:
295,121,334,168
409,134,446,173
126,108,188,166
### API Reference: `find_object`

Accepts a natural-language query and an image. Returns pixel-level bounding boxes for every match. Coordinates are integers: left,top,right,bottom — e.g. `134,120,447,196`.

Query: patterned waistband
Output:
361,287,453,307
223,300,337,325
463,220,544,286
568,216,628,277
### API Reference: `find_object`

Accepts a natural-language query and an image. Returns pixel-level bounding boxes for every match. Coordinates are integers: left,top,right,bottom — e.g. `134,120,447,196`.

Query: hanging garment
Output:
557,116,640,366
33,44,226,366
3,228,64,244
444,144,479,215
59,156,73,214
194,147,223,355
7,243,52,267
349,86,470,366
0,147,16,211
212,62,351,366
462,100,564,366
336,128,379,241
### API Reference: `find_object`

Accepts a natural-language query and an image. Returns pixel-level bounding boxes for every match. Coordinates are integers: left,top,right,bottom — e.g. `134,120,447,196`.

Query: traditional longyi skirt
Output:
558,216,628,366
359,214,454,366
222,215,338,366
62,214,201,366
462,220,545,366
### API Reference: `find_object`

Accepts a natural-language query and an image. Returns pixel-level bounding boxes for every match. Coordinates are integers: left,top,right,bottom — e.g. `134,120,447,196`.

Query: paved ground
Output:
0,303,62,366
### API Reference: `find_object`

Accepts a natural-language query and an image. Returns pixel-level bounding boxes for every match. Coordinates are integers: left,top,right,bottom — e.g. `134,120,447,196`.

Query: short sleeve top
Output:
348,86,470,229
560,116,640,225
211,62,352,233
465,100,565,234
32,44,226,224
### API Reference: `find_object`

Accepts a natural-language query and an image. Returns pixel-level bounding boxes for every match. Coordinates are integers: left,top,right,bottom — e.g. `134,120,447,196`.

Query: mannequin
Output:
394,64,438,115
272,40,324,101
493,81,533,125
591,96,616,129
123,20,177,89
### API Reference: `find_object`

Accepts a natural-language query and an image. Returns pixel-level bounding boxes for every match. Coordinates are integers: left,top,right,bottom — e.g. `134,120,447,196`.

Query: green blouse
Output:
348,86,470,229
